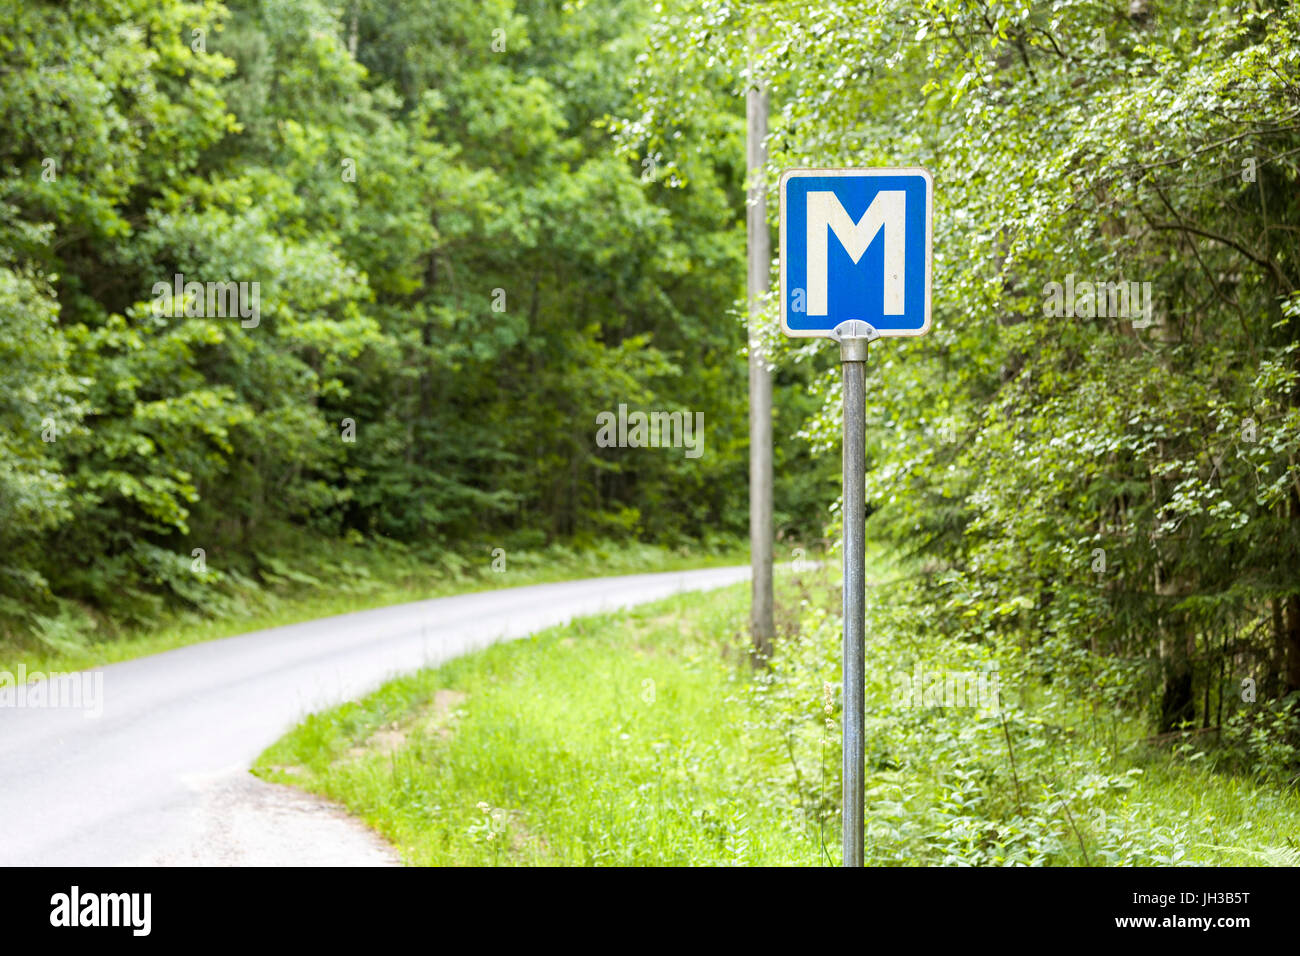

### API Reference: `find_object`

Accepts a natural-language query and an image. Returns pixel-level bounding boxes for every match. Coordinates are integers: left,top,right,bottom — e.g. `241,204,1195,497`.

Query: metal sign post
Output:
778,167,933,867
834,320,872,867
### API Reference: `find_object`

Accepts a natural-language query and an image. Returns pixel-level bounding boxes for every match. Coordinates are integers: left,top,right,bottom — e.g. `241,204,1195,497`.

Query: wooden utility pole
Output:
746,45,774,661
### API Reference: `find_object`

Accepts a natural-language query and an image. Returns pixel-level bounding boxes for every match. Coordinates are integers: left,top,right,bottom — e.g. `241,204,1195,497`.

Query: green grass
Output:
257,565,1300,867
255,582,819,865
0,538,746,676
1103,750,1300,866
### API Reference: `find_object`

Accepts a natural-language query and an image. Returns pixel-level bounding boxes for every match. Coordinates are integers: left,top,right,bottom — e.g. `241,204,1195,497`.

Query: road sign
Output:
778,166,934,866
779,167,933,338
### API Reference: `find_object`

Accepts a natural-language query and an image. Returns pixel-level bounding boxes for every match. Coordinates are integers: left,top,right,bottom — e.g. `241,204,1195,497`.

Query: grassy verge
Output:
257,562,1300,866
255,582,814,865
0,537,745,676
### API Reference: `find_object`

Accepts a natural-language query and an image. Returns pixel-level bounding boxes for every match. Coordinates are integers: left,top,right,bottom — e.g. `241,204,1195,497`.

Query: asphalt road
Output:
0,566,749,866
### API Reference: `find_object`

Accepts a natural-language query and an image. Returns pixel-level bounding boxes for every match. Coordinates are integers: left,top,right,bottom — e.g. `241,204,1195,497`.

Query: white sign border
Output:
778,166,934,339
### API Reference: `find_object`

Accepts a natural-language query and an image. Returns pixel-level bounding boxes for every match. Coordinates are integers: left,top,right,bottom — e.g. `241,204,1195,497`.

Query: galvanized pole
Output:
745,31,774,661
835,320,871,867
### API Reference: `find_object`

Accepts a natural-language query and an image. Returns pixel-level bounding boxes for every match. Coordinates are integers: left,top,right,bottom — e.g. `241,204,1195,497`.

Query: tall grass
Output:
256,584,816,865
259,564,1300,866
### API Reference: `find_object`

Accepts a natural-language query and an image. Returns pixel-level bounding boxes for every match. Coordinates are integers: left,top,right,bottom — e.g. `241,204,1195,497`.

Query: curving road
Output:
0,566,748,866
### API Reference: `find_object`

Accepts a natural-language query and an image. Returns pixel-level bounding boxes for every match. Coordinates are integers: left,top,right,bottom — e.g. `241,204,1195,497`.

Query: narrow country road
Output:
0,566,749,866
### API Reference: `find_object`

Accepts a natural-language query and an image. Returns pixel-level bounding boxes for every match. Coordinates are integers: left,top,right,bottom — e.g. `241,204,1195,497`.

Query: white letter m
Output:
806,190,906,316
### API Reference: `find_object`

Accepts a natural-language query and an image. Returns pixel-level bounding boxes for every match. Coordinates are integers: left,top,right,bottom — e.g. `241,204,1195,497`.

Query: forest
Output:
1,0,837,628
1,0,1299,868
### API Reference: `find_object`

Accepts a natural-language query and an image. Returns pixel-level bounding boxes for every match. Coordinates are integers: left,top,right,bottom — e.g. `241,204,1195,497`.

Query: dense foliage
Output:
4,0,1297,781
628,0,1300,757
0,0,832,639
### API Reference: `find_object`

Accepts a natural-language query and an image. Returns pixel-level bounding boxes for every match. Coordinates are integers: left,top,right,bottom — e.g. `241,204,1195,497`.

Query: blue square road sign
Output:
779,167,933,338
